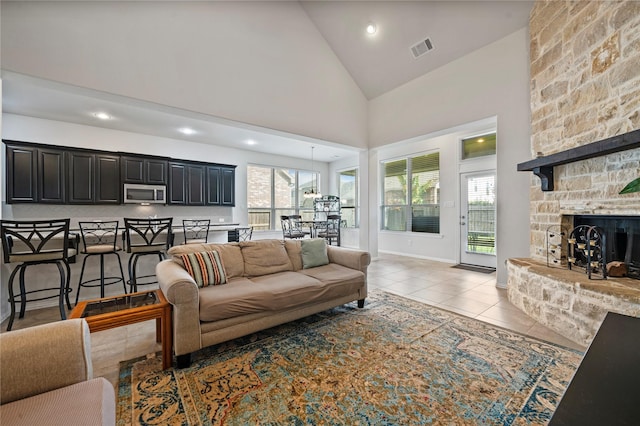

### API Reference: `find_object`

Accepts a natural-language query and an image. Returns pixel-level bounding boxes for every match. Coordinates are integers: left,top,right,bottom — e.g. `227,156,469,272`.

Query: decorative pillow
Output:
179,250,227,287
301,238,329,269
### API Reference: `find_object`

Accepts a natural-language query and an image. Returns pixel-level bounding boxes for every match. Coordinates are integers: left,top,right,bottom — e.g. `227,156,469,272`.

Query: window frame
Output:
247,164,319,231
380,150,440,234
337,167,359,228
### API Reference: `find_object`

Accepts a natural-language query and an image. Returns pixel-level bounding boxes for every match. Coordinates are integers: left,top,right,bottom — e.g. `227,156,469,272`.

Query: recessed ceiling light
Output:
246,139,257,146
179,127,196,135
366,23,377,35
93,112,111,120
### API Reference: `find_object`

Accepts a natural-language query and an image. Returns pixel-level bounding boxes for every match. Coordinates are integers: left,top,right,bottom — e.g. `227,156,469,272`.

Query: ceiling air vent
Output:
410,37,433,59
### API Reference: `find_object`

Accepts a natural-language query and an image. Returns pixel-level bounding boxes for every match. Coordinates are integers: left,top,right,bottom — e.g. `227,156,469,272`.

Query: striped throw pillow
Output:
179,250,227,287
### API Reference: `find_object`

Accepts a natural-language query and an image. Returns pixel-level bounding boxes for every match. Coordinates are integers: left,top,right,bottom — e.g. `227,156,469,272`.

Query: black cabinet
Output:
67,152,120,204
38,148,66,203
4,140,234,207
95,155,121,204
6,145,38,203
206,166,221,205
168,163,187,205
206,166,235,206
187,164,206,205
221,167,235,206
169,162,207,206
121,156,167,185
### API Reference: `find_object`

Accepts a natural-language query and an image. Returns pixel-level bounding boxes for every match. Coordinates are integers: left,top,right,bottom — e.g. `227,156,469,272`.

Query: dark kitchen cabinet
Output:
206,166,221,205
4,140,235,207
206,166,235,206
168,162,187,205
221,167,235,206
38,148,66,203
187,164,206,205
6,144,38,203
169,162,207,206
95,155,121,204
121,156,167,185
68,152,120,204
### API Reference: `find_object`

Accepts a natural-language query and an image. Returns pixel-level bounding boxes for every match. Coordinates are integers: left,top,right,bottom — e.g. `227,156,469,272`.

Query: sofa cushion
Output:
301,238,329,269
199,272,326,322
284,240,303,271
169,243,244,278
179,250,227,287
239,240,293,277
0,378,115,426
299,263,365,287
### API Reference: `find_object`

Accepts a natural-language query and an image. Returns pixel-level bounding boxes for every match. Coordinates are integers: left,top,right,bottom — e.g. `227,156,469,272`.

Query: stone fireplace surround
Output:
509,129,640,346
507,1,640,346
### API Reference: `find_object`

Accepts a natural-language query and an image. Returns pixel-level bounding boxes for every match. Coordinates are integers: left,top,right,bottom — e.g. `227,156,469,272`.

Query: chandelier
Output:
304,146,322,199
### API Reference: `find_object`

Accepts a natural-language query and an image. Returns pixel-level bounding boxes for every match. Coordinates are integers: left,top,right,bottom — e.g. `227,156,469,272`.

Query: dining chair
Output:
182,219,210,244
76,221,127,304
281,215,306,239
123,217,173,292
0,219,76,331
317,214,341,246
289,215,311,238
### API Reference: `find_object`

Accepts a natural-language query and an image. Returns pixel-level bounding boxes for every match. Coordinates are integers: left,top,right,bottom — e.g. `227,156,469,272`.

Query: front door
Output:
460,172,497,268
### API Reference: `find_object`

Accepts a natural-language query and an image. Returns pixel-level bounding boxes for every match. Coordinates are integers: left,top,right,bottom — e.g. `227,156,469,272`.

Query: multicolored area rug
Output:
117,291,581,425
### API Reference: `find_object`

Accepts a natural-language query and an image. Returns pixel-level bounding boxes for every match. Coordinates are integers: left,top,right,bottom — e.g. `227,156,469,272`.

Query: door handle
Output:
460,222,466,225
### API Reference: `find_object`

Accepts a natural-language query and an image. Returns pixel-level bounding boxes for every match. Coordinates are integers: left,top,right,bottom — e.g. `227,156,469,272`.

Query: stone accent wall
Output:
529,0,640,260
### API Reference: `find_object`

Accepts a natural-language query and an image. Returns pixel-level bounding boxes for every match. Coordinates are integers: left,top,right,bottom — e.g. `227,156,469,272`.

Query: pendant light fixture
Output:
304,146,322,199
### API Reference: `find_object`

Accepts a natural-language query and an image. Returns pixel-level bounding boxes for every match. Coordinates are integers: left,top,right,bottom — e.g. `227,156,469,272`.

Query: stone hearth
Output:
507,258,640,346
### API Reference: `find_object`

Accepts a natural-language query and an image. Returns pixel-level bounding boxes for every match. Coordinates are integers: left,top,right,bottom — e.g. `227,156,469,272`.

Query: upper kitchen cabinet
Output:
168,162,206,206
38,147,66,203
121,156,168,185
207,165,236,206
170,162,235,206
6,144,38,203
67,151,121,204
168,162,187,205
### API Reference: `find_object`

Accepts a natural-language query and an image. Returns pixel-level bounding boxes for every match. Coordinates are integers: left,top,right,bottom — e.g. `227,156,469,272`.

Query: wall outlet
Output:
219,218,225,223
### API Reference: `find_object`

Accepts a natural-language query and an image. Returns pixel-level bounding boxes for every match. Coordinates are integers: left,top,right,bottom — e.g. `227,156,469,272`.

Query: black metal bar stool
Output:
75,221,127,304
123,217,173,293
182,219,210,244
0,219,75,331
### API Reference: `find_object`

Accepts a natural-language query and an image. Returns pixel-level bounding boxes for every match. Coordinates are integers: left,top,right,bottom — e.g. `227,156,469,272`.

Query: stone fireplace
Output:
506,1,640,346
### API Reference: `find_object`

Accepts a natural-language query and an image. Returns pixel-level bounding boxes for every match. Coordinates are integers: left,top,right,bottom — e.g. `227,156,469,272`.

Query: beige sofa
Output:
0,319,115,426
156,239,370,367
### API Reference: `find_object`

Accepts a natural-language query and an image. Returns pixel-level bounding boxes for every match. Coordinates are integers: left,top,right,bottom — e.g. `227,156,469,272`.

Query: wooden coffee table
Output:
70,289,172,369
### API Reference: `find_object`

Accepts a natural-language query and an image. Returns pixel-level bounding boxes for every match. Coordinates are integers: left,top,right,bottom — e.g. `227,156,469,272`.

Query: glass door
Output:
460,172,496,268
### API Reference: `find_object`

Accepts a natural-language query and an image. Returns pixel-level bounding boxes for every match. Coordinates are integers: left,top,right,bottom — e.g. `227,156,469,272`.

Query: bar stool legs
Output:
127,252,166,293
6,259,71,331
75,252,127,305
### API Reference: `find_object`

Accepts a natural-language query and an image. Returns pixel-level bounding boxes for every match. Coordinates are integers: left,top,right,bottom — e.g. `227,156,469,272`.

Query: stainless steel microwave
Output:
123,183,166,204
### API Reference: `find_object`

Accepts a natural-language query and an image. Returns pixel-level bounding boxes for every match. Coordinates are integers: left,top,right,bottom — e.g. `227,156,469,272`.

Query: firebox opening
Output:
572,215,640,279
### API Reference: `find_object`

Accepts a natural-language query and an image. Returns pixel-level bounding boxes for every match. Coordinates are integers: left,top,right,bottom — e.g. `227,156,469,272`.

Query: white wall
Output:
1,1,367,149
369,29,532,285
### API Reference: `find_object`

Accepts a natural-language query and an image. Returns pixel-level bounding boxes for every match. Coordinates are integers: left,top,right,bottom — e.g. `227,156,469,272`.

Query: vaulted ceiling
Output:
1,1,533,161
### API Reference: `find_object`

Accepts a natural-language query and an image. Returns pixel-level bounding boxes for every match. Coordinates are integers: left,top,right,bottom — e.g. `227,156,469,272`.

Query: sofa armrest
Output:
156,259,202,356
327,246,371,273
0,319,92,404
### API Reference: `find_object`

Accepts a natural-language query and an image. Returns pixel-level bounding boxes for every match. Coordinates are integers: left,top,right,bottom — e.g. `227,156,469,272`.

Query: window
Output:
381,152,440,233
461,133,496,160
338,168,358,228
247,165,318,230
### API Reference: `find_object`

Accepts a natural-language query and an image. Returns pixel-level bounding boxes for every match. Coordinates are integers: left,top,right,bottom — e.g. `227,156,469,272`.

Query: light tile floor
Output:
1,253,586,387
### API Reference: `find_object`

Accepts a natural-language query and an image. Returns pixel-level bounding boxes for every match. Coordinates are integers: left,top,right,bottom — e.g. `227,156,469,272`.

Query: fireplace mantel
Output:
517,129,640,191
